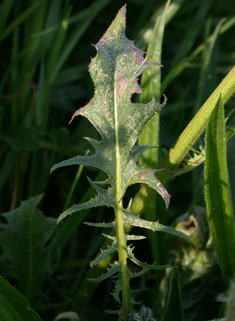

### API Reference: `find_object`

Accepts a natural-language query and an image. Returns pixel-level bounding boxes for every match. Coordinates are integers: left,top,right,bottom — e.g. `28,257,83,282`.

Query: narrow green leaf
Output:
88,262,119,283
160,58,186,94
50,0,111,84
63,159,86,212
195,18,224,111
205,96,235,283
0,149,17,195
0,0,48,43
127,246,170,271
159,16,235,85
47,6,72,83
84,221,116,228
0,276,42,321
138,0,170,268
161,266,184,321
192,17,223,204
139,0,170,166
135,0,186,49
90,240,118,267
171,0,212,69
124,210,190,241
0,0,14,34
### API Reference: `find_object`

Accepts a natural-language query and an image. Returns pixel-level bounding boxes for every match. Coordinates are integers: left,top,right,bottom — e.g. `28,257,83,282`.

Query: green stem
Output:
115,136,131,315
116,200,131,316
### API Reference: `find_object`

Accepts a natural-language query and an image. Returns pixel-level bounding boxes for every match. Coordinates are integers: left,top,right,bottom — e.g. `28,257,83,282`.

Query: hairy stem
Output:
116,200,131,316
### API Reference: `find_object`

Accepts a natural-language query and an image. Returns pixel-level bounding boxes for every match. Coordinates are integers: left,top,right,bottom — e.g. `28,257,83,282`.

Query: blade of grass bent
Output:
157,66,235,179
205,96,235,285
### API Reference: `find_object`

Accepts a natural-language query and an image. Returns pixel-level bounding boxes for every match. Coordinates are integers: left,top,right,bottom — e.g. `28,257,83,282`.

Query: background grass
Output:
0,0,235,320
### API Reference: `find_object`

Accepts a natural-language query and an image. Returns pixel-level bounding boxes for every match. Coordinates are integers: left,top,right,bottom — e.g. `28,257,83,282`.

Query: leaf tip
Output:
69,110,79,124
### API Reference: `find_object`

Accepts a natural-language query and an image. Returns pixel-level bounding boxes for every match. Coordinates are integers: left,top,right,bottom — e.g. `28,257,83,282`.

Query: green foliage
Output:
161,266,184,321
51,6,189,319
0,195,57,307
205,96,235,284
0,276,42,321
1,1,235,321
51,4,171,215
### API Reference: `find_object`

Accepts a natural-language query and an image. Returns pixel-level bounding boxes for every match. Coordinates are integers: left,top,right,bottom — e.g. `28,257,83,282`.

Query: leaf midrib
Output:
114,60,122,202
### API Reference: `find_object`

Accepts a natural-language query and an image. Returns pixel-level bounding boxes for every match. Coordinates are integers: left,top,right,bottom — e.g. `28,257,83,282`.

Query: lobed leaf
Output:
90,240,118,267
123,210,190,242
51,5,168,222
50,6,190,316
88,262,119,283
127,245,170,271
0,195,57,306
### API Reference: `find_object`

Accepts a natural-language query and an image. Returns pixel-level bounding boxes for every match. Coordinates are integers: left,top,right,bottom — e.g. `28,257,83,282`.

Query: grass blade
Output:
50,0,111,84
63,153,87,212
138,0,170,266
0,149,17,197
136,0,186,49
205,96,235,284
0,0,14,34
139,0,170,166
170,0,212,69
192,17,224,204
0,276,42,321
161,266,184,321
160,58,186,93
0,0,48,43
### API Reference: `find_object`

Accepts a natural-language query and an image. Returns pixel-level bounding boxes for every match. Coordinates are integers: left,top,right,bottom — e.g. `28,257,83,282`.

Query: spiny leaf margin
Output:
51,4,169,224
